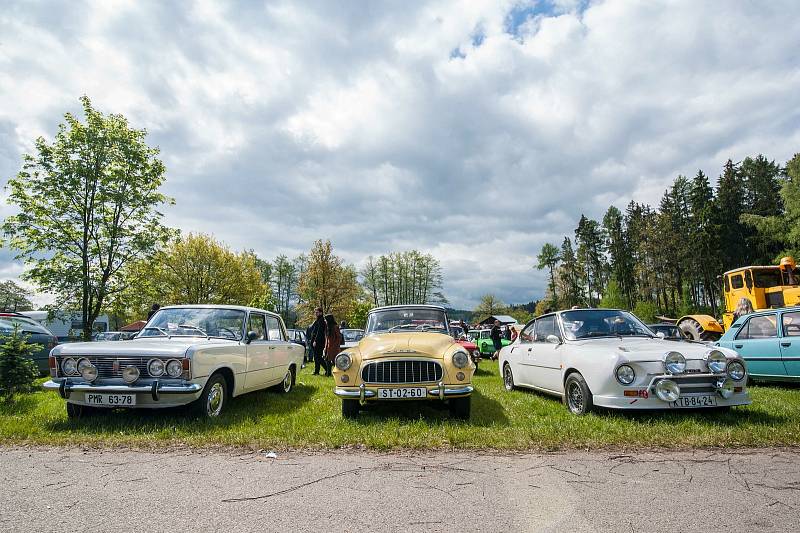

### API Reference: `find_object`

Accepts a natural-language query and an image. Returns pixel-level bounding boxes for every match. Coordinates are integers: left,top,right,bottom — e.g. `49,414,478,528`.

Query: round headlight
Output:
80,364,98,382
62,358,77,376
655,379,680,402
122,365,140,384
77,358,92,372
452,351,469,369
335,353,352,371
664,352,686,374
615,364,635,385
706,350,727,373
716,378,735,398
148,358,165,377
166,359,183,378
727,360,746,381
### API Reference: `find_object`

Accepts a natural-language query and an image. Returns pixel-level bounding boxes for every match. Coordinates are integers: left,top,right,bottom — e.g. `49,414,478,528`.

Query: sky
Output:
1,0,799,309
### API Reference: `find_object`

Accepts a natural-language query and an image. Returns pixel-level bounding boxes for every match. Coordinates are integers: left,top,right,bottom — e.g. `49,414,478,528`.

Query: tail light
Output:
181,358,192,380
49,356,58,378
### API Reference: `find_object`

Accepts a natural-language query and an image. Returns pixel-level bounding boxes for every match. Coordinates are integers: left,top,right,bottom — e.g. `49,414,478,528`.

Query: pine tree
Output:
716,159,750,269
0,326,40,401
536,243,561,309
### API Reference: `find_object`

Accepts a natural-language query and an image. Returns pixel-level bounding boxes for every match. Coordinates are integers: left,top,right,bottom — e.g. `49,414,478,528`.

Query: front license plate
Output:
670,395,716,408
84,393,136,406
377,387,427,399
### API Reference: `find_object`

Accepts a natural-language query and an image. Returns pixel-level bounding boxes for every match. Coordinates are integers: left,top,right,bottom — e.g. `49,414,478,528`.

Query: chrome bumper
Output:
43,379,202,402
334,382,474,404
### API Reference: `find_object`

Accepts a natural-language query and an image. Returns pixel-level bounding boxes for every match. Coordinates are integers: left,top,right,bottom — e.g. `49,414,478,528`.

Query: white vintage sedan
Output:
43,305,304,419
499,309,751,415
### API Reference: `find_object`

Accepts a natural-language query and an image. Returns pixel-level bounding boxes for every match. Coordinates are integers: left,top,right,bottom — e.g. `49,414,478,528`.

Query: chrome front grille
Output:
58,356,150,379
361,360,443,384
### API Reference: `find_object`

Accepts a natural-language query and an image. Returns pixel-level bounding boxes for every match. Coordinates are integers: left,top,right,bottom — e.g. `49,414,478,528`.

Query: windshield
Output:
560,309,653,340
752,269,782,288
365,308,449,335
138,308,246,341
342,329,364,342
0,317,50,335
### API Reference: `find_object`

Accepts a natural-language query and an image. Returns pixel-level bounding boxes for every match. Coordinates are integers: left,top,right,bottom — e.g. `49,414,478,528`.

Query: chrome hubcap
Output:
207,382,224,417
283,371,292,392
568,381,583,413
504,367,513,389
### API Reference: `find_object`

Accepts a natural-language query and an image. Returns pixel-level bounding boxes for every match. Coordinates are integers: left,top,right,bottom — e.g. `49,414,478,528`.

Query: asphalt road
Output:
1,447,798,532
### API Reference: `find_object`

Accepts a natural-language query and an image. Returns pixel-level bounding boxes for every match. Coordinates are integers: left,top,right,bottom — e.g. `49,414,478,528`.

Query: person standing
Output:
324,314,343,377
310,307,327,375
490,319,503,360
305,322,315,364
147,303,161,320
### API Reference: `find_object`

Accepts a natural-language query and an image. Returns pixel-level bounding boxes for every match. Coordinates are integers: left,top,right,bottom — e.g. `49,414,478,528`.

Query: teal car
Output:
468,329,511,356
717,306,800,381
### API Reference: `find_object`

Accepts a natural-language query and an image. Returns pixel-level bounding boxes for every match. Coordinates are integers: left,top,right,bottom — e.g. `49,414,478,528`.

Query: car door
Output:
245,313,272,390
529,314,563,392
266,315,291,382
731,313,786,378
508,321,536,387
779,311,800,377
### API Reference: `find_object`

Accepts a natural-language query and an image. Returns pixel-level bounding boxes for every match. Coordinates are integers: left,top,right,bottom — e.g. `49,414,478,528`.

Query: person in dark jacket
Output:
147,303,161,320
490,319,503,360
305,323,315,363
310,307,327,375
324,314,342,378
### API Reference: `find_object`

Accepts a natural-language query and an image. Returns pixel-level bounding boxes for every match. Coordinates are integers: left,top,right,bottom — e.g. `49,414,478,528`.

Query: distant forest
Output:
536,152,800,322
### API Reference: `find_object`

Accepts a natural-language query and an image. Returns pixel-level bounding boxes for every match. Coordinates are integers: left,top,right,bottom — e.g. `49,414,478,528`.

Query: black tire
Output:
449,396,471,420
503,363,516,392
678,318,721,342
193,373,228,419
564,373,593,416
66,403,96,419
342,399,360,419
275,366,295,394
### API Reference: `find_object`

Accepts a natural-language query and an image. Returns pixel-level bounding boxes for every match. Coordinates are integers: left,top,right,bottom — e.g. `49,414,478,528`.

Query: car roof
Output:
368,304,446,313
160,304,280,317
738,305,800,318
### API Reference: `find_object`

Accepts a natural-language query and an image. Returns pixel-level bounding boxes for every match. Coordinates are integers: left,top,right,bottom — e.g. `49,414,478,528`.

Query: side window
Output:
730,275,744,289
519,321,535,343
782,312,800,337
266,316,284,341
248,314,267,341
736,315,777,340
534,315,556,342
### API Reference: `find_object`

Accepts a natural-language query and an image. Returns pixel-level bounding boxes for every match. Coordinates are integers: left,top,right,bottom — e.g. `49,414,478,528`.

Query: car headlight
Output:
452,351,469,369
62,357,77,376
706,350,727,373
148,358,165,377
727,360,746,381
122,365,140,384
716,378,735,398
655,379,680,402
80,364,98,382
166,359,183,378
615,364,635,385
664,352,686,374
335,353,352,371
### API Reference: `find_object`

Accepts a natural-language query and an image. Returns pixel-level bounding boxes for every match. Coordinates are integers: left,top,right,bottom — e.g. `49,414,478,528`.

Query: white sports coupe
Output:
498,308,751,415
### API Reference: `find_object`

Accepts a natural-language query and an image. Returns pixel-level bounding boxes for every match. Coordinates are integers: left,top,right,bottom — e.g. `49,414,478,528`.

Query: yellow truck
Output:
676,256,800,341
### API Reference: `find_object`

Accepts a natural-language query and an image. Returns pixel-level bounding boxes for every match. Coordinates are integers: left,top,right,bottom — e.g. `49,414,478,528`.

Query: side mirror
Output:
656,331,666,339
546,334,562,345
246,331,259,344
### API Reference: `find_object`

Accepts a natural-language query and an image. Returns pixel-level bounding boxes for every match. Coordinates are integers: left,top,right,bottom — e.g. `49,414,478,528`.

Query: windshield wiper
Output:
178,324,209,338
142,326,170,338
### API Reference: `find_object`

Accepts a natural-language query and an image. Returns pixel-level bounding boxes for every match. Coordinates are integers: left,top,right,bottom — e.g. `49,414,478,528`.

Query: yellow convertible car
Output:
332,305,474,419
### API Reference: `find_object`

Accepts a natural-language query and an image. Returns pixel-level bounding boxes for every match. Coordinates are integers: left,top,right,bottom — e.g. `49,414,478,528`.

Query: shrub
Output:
0,325,41,401
632,300,658,323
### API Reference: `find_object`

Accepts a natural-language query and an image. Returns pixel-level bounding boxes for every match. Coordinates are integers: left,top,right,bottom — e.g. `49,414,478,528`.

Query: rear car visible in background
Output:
0,312,58,374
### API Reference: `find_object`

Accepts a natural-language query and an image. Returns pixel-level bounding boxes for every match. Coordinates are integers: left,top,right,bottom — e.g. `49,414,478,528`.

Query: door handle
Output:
734,344,743,349
782,342,791,347
269,346,276,350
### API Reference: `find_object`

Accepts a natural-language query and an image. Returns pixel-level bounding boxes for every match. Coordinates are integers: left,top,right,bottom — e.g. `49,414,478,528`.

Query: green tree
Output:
602,206,635,309
472,294,506,322
599,279,627,309
361,250,446,306
2,96,173,340
0,281,34,312
297,240,361,323
716,159,749,269
0,326,40,401
575,215,606,306
536,243,560,309
556,237,582,308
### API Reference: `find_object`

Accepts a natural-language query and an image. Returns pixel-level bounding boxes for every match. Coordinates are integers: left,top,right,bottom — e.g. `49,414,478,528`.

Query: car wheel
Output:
342,399,360,419
503,363,515,392
66,403,96,419
564,373,593,416
194,373,227,419
449,396,471,420
275,366,295,394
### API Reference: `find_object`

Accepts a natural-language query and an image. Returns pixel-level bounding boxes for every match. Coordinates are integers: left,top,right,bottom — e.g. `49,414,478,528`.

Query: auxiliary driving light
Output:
122,365,140,384
727,361,746,381
456,372,465,381
663,352,686,374
655,379,680,402
80,363,98,382
716,378,735,399
706,350,727,373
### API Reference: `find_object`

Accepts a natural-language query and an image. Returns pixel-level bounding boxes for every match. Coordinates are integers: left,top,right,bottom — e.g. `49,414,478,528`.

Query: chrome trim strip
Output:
43,380,202,399
334,385,473,400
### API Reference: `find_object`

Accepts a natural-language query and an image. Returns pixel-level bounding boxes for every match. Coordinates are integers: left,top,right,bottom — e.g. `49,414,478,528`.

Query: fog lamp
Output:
716,378,735,399
706,350,727,373
340,374,350,383
655,379,680,402
80,364,98,382
664,352,686,374
122,365,140,384
727,361,746,381
456,372,465,381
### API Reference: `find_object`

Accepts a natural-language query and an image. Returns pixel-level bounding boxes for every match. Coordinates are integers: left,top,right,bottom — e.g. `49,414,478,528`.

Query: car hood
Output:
356,332,456,360
52,337,239,358
567,336,731,360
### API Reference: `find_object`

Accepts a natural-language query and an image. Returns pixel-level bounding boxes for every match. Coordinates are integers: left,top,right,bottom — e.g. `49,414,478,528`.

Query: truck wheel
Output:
194,373,227,419
678,318,721,342
564,373,593,415
342,399,360,419
449,396,471,420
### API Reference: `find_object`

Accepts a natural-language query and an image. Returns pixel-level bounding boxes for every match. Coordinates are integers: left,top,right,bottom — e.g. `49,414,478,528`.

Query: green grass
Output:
1,364,799,450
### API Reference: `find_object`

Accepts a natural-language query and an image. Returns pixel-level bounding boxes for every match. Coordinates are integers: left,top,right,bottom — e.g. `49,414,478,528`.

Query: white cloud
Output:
1,0,799,309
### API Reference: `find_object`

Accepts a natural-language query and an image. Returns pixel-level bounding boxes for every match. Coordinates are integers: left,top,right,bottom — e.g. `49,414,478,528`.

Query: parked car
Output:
450,325,480,361
341,328,365,348
468,328,511,355
94,331,128,341
286,328,307,347
42,305,304,419
716,306,800,382
647,323,685,340
332,305,474,419
500,308,751,415
0,312,59,374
